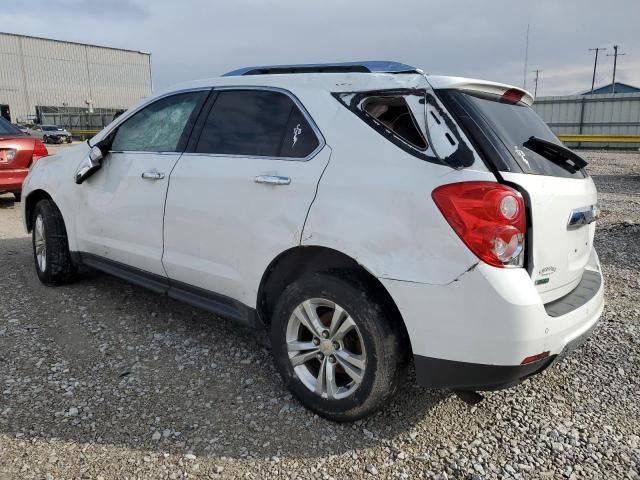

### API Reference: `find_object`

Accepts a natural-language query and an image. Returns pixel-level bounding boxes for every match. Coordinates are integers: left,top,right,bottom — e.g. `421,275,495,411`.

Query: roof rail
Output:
223,60,419,77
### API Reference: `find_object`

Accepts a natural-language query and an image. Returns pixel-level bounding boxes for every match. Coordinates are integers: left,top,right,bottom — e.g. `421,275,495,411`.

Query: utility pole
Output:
607,45,625,93
523,23,530,89
532,69,542,97
588,47,606,94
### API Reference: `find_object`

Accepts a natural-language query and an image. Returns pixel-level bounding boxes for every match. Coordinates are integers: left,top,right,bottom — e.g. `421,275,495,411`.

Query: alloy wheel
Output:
286,298,367,400
34,214,47,272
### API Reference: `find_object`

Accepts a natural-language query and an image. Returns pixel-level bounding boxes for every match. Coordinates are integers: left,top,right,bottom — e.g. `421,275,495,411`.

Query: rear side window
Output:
280,107,320,158
361,96,427,150
333,89,475,168
111,91,206,152
196,89,319,158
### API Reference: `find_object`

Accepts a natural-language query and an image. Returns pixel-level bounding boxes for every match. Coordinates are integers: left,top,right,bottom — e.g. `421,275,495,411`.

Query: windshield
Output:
42,126,61,131
0,117,21,135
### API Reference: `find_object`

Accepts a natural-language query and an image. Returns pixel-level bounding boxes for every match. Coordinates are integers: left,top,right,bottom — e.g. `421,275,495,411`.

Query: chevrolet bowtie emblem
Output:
567,205,599,230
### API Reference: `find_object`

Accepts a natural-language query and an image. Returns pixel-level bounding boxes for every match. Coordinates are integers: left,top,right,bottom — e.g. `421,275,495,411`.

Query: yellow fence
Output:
558,134,640,143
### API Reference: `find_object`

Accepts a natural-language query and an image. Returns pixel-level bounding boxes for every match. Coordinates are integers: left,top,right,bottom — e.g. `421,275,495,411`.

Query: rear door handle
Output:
254,175,291,185
141,170,165,180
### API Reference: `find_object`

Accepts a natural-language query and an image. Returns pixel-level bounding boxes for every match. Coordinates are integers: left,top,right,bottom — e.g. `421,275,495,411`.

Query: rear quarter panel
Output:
300,104,497,285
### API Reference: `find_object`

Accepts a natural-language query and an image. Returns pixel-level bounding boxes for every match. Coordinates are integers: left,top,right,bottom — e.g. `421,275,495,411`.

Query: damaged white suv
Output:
22,61,603,421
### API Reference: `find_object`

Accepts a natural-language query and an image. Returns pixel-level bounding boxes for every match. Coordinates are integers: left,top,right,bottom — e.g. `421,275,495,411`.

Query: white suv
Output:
22,61,603,421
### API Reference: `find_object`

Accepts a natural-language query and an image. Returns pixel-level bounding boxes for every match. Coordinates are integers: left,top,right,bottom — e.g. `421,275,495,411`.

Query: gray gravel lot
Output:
0,150,638,479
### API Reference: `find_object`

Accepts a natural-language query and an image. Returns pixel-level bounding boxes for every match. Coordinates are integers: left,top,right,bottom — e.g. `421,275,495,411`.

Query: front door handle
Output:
254,174,291,185
141,170,165,180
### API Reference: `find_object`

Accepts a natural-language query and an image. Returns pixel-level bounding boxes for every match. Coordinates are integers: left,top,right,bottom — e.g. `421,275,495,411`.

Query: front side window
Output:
196,89,319,158
111,91,206,152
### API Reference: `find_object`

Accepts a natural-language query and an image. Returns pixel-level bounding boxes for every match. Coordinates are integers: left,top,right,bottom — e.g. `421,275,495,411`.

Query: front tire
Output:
42,135,48,144
13,192,21,202
271,273,408,421
32,199,77,285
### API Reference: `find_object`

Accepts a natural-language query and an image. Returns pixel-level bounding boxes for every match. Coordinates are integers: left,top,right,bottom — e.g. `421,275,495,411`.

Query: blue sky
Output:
2,0,639,96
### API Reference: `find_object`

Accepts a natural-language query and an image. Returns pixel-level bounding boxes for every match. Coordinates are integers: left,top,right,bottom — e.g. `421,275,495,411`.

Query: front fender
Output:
22,143,91,251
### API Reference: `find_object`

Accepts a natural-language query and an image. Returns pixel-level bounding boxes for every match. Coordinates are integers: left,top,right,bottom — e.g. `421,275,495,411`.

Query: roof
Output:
224,61,419,76
582,82,640,95
92,70,531,144
0,31,150,55
156,71,532,106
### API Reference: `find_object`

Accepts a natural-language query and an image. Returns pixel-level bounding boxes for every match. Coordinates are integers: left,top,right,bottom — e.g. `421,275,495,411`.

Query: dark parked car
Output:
31,125,73,144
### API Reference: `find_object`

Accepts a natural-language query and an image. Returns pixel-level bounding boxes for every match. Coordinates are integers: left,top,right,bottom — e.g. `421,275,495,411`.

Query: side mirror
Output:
74,145,104,184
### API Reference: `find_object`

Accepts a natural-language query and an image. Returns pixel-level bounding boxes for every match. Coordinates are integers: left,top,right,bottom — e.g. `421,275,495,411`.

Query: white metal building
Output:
0,32,152,124
533,92,640,148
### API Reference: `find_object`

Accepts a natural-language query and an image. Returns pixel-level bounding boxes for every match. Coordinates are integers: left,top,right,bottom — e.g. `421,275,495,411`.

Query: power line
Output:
588,47,606,94
606,45,626,94
532,69,542,97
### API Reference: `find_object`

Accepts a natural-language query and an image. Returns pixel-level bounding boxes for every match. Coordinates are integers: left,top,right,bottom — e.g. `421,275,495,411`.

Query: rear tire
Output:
271,272,408,421
32,199,77,286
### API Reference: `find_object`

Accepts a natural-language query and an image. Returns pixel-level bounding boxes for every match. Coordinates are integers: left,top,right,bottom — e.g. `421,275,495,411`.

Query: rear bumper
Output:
414,319,597,390
414,354,555,391
381,248,604,390
0,168,28,193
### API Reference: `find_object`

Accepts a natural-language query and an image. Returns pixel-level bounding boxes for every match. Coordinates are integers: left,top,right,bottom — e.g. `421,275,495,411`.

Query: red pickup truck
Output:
0,117,48,202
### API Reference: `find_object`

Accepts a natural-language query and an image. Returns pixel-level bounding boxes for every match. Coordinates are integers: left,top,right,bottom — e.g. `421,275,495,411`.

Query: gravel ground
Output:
0,150,638,479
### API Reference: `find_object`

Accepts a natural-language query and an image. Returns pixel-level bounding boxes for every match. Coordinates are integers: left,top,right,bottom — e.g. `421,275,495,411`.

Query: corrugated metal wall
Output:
533,93,640,148
0,32,152,123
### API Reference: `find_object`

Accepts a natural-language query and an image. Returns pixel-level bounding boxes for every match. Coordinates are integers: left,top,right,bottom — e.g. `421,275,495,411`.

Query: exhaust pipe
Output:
453,389,485,405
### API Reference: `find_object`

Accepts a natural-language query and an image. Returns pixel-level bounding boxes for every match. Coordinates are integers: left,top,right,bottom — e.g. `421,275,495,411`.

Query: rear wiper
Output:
523,136,588,173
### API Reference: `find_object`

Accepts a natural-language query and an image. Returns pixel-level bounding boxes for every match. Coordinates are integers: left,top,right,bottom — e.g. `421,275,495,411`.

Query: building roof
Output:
582,82,640,95
0,31,150,55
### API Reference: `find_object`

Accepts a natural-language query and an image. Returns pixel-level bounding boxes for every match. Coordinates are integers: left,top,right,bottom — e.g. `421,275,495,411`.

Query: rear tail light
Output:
0,148,17,162
32,140,48,162
432,181,526,268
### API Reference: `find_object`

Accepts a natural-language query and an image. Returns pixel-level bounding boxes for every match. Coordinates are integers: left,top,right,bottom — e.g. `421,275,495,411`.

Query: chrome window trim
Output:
189,85,325,162
100,85,326,161
108,151,182,156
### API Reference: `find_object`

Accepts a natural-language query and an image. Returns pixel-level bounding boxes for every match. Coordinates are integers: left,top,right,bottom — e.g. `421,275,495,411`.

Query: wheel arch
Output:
24,189,54,232
256,245,412,353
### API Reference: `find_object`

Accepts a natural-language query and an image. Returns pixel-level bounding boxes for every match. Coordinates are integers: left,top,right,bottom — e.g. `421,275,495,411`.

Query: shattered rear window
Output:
361,96,427,150
332,89,475,169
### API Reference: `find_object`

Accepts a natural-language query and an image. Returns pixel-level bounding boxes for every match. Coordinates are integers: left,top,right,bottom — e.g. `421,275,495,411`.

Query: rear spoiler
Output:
426,76,534,106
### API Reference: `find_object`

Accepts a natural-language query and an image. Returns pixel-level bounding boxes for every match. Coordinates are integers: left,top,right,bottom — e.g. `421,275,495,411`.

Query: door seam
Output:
160,153,184,278
299,145,332,244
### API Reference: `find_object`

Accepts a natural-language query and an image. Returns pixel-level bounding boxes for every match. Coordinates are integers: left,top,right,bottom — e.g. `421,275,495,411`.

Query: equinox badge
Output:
567,205,599,230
